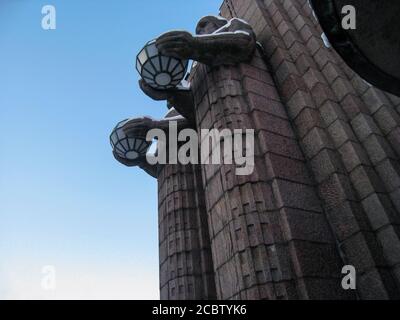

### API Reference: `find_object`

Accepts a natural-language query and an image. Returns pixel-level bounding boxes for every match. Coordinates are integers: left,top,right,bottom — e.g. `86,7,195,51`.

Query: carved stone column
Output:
220,0,400,299
111,112,217,300
190,47,351,299
158,162,216,300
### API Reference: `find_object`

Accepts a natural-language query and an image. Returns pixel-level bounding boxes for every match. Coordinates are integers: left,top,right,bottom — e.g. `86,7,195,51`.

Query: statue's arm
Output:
122,115,192,136
192,19,256,66
113,116,192,176
138,162,158,178
113,152,158,178
139,19,256,116
156,19,256,67
192,32,255,66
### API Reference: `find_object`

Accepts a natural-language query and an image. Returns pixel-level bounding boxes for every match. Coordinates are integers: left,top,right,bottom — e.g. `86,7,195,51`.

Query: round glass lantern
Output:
136,40,189,90
110,119,151,161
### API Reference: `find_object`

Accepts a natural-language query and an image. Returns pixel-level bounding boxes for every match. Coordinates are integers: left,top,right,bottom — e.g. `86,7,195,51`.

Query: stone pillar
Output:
158,163,217,300
190,44,351,299
218,0,400,299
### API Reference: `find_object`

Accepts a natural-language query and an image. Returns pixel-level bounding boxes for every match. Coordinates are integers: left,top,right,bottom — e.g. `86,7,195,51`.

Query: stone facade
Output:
189,32,349,300
130,0,400,300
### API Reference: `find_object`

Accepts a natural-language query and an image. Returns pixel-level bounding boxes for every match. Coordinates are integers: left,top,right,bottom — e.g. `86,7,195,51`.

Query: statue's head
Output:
196,16,228,35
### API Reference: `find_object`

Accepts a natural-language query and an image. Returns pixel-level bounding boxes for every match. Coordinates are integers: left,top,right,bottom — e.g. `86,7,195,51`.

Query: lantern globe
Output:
110,119,151,161
136,40,189,90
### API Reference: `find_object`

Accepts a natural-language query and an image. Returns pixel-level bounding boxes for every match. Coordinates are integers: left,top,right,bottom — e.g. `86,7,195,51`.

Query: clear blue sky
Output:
0,0,221,299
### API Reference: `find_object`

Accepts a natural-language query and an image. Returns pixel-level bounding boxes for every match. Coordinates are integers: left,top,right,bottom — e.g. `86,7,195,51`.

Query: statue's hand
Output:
123,116,157,137
139,79,173,101
156,31,196,60
113,151,146,167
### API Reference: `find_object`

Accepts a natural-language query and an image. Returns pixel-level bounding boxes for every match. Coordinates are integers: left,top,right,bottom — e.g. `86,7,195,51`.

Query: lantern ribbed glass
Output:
136,40,188,90
110,119,151,161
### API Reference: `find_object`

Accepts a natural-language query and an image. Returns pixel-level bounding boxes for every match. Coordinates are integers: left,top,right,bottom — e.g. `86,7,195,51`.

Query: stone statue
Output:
114,16,257,177
112,109,192,178
139,16,257,124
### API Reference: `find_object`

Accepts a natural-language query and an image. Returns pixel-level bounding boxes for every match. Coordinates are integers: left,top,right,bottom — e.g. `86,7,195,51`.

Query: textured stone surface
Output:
153,0,400,300
188,34,347,299
215,0,400,299
158,164,217,300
